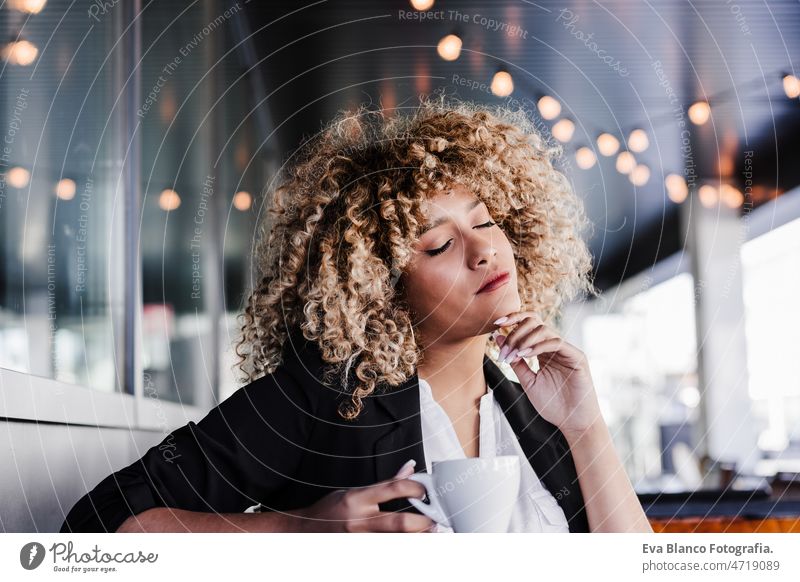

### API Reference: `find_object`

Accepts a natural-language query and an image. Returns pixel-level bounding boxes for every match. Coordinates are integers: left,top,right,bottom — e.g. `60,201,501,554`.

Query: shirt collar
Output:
417,376,493,406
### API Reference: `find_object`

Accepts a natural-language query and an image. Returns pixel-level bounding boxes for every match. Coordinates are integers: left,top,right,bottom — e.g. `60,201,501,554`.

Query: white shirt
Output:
418,376,570,533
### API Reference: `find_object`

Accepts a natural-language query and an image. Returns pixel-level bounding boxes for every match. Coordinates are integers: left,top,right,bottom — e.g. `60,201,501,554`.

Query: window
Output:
138,0,259,407
0,0,258,425
741,216,800,455
570,263,700,492
0,0,123,394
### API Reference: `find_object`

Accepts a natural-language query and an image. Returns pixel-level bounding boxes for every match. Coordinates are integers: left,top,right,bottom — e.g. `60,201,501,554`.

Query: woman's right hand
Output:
289,459,437,533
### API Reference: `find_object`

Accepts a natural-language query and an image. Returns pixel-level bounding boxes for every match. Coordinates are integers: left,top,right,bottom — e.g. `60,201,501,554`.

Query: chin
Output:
471,298,521,330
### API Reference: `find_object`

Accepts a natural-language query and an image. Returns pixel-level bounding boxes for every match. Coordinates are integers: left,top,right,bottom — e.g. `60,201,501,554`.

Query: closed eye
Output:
424,221,497,256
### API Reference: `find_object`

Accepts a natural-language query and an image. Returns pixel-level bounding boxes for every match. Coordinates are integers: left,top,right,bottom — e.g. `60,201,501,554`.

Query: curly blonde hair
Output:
234,94,597,421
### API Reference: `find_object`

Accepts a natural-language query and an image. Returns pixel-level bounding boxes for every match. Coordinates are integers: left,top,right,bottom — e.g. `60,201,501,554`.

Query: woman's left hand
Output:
493,311,603,439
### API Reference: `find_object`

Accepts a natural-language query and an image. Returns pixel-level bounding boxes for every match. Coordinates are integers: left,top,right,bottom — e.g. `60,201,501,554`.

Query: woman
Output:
60,96,652,533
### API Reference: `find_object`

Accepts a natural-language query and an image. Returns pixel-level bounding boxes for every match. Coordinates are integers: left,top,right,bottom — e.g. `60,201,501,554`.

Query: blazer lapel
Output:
370,375,428,513
486,356,590,533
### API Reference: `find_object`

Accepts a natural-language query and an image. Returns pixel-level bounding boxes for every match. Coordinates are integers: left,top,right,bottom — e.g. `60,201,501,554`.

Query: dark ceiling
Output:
234,0,800,290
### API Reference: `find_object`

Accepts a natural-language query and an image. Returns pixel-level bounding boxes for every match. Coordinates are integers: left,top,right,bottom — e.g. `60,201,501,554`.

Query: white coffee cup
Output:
406,456,520,532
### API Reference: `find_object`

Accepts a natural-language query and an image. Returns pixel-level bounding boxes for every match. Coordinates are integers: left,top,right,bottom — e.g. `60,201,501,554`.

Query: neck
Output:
417,333,490,408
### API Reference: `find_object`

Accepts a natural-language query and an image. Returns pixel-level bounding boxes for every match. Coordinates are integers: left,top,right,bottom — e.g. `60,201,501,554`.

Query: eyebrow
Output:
419,197,483,236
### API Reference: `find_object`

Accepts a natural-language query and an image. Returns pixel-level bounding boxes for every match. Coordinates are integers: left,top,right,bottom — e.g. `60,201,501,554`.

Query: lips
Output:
476,271,510,294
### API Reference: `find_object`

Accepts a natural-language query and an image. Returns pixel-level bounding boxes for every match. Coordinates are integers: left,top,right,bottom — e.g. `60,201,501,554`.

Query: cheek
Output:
405,261,463,309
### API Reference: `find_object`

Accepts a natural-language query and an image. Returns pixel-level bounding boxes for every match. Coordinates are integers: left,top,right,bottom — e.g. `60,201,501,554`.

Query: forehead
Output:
422,183,478,216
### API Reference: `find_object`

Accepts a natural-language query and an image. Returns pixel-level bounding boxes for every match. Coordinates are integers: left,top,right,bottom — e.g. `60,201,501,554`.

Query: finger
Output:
508,352,539,386
493,311,543,330
495,329,556,364
535,340,586,369
504,328,560,363
367,511,437,533
500,323,555,361
492,314,541,351
393,459,417,480
356,478,427,506
501,319,543,348
526,337,573,360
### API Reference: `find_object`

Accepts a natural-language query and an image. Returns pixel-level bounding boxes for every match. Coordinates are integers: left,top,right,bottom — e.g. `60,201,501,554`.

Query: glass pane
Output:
581,272,700,492
218,81,262,403
139,1,247,406
742,216,800,462
0,0,122,392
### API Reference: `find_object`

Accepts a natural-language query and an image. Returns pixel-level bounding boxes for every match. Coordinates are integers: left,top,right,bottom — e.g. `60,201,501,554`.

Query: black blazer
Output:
61,327,590,533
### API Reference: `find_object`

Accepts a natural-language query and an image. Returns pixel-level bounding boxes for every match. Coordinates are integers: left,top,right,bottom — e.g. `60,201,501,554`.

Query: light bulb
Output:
597,133,620,156
1,40,38,66
720,184,743,208
698,185,717,207
688,101,711,125
552,119,575,143
783,74,800,99
233,191,252,211
437,34,462,61
629,164,650,186
55,179,76,200
159,189,181,211
665,174,688,203
537,96,561,120
410,0,435,10
7,166,30,188
490,71,513,97
575,147,596,170
615,151,636,174
628,129,649,153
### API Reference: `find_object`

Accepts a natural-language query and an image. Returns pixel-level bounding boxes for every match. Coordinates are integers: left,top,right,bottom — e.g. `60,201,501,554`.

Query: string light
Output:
629,164,650,186
720,184,744,208
490,71,513,97
616,151,636,174
575,147,596,170
1,40,38,66
7,167,30,188
628,129,649,153
159,189,181,211
8,0,46,13
233,191,252,211
537,96,561,120
551,119,575,143
665,174,688,203
597,133,620,156
528,71,790,199
783,74,800,99
437,34,461,61
55,179,76,200
698,185,718,207
688,101,711,125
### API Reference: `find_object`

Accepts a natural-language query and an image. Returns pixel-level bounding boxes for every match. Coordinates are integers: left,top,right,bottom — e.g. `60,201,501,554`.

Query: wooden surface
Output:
650,516,800,533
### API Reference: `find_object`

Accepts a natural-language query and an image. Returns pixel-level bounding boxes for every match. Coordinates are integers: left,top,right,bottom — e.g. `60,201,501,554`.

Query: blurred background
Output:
1,0,799,532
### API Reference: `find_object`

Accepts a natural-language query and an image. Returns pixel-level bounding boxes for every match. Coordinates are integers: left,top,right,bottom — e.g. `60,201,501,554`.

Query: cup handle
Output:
406,473,451,528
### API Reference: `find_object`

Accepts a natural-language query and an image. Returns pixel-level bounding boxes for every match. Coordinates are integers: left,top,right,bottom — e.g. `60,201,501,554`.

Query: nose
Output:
468,237,498,270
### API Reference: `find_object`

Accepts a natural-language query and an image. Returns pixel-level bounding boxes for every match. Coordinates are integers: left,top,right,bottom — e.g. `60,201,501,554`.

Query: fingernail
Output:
499,345,510,361
516,348,532,357
504,349,518,363
494,316,508,324
394,459,416,478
